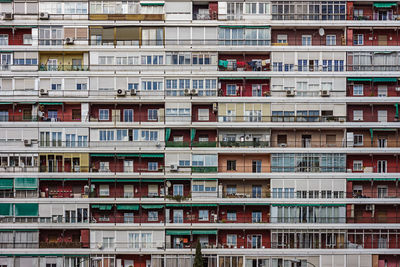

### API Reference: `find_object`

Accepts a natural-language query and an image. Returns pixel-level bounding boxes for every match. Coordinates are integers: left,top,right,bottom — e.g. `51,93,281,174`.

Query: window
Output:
353,84,364,96
252,84,262,96
353,160,363,171
141,80,163,91
198,109,209,121
148,211,158,221
173,209,183,223
103,237,114,248
227,234,237,247
377,160,387,173
39,26,63,46
277,34,287,44
301,35,312,46
378,86,388,97
227,160,236,171
0,35,8,45
147,109,158,121
173,184,184,196
218,27,270,46
252,160,262,173
99,161,110,172
148,162,158,171
142,28,163,46
199,210,209,221
354,34,364,45
124,185,133,198
252,185,262,198
123,109,134,122
99,184,109,196
377,186,388,198
245,2,267,14
378,110,387,122
99,109,109,120
227,211,237,221
226,185,237,196
0,111,9,122
354,9,363,18
326,35,336,45
252,211,262,222
124,212,134,223
353,110,363,121
226,84,237,96
354,134,363,146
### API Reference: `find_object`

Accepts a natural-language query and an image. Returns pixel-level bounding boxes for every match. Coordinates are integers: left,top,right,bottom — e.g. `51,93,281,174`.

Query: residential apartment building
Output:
0,0,400,266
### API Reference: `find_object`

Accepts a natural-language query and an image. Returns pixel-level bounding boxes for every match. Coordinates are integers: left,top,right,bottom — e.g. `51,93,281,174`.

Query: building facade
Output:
0,0,400,266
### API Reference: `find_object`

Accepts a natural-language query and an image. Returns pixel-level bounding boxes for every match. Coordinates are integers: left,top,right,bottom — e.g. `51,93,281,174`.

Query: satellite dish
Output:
166,181,172,187
319,28,325,36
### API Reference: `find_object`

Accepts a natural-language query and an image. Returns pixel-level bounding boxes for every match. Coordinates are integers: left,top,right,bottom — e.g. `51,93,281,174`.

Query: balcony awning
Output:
373,2,397,8
141,153,164,158
116,204,139,211
91,179,115,183
347,178,371,181
396,103,399,118
0,0,12,2
116,153,140,157
14,178,38,190
166,204,191,207
372,77,398,82
0,102,12,104
38,102,63,105
191,204,217,207
90,153,114,157
15,203,38,216
245,77,271,80
0,179,13,189
140,2,164,6
0,203,12,216
166,230,191,235
116,179,140,182
370,128,397,143
64,178,88,181
245,203,270,206
192,230,217,235
165,128,171,141
142,204,164,209
373,178,397,181
91,204,113,210
219,203,243,206
347,78,372,82
219,77,244,80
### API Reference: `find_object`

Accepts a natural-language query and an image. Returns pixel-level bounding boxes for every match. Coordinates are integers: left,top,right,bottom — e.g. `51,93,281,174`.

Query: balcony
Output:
38,64,89,71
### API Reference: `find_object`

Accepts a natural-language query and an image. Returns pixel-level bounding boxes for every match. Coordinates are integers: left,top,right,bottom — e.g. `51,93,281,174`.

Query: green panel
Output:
347,178,371,181
116,154,140,157
39,178,62,181
373,77,397,82
191,166,217,173
191,204,217,207
91,204,113,210
15,203,38,216
116,179,140,182
0,0,12,2
373,178,397,181
396,104,399,119
192,230,217,235
38,102,63,105
190,128,196,142
116,204,139,211
245,203,270,206
347,78,372,82
14,178,38,190
142,204,164,209
64,178,89,181
373,2,397,8
141,153,164,158
165,128,171,141
0,102,12,104
140,2,164,6
166,204,191,207
219,203,243,206
166,230,191,235
192,178,218,181
91,179,115,182
0,203,12,216
0,179,13,189
90,154,115,157
319,204,346,207
141,179,164,182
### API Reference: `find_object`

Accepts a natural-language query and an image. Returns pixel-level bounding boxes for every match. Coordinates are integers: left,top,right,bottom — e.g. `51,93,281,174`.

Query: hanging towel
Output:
219,60,228,68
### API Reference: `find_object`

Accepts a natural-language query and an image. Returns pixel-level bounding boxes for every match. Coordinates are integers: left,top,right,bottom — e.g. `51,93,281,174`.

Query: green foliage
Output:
193,241,203,267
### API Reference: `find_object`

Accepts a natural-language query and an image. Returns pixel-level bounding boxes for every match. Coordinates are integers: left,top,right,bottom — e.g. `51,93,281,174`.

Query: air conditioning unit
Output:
24,139,32,146
365,204,374,211
40,88,48,95
65,37,74,45
39,12,49,20
3,12,13,20
184,88,190,96
321,90,330,97
191,89,198,96
212,103,218,112
130,89,137,96
279,143,287,147
170,164,179,171
117,89,126,96
245,134,252,141
286,89,295,97
96,243,103,249
396,87,400,91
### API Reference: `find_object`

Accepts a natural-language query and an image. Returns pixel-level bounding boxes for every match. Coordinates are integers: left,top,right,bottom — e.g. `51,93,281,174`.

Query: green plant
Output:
193,241,204,267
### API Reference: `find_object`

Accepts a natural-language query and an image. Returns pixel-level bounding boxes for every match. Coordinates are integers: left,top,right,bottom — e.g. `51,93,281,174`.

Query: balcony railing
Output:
217,115,347,123
38,65,89,71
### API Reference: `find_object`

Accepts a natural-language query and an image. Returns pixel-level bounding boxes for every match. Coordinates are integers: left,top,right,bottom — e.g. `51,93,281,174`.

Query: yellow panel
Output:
218,103,226,117
236,103,243,122
261,103,271,122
